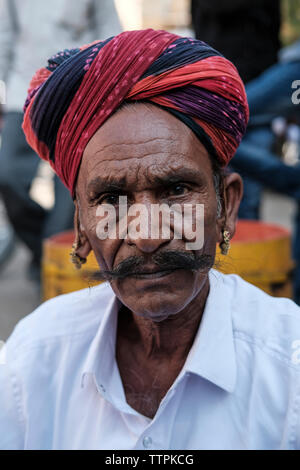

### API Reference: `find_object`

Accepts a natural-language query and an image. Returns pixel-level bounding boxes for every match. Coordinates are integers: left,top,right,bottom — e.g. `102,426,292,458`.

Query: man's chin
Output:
117,289,195,321
112,270,206,319
126,304,183,322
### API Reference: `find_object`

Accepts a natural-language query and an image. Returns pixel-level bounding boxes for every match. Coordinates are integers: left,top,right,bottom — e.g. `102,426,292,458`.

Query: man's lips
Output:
126,268,179,279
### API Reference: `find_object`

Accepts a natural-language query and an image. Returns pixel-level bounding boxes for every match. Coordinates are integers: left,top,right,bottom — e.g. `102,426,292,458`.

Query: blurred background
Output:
0,0,300,341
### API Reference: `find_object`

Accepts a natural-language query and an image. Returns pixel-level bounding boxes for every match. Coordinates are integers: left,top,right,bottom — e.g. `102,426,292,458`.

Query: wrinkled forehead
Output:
76,103,214,195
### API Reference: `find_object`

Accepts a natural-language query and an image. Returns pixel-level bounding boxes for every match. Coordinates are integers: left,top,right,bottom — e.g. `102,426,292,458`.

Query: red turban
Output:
22,29,249,197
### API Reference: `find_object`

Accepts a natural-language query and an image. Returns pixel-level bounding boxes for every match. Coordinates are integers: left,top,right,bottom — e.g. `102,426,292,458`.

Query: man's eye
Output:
98,194,120,205
167,184,190,197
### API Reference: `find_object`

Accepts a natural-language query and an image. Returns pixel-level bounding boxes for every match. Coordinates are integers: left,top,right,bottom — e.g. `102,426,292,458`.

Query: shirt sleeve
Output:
0,0,18,83
92,0,122,40
0,341,25,450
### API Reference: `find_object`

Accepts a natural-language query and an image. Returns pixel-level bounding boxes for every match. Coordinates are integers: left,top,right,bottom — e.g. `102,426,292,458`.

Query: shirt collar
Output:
81,269,237,395
81,291,121,390
183,269,237,393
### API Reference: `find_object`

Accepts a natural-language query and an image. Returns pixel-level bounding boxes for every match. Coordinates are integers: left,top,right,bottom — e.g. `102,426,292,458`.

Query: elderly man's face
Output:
76,103,242,320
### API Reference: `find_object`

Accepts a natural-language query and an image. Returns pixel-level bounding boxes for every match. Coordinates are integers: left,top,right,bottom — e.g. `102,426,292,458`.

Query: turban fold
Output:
22,29,249,197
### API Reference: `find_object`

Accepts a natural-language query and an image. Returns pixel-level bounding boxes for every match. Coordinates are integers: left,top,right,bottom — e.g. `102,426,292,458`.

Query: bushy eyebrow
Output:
87,177,127,195
86,168,206,195
150,168,206,186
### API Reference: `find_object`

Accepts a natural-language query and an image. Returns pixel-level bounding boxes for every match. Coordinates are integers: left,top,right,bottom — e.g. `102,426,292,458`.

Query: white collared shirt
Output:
1,269,300,450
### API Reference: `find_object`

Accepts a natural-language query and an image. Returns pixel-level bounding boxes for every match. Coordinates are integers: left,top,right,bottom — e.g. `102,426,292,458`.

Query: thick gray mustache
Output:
90,250,214,281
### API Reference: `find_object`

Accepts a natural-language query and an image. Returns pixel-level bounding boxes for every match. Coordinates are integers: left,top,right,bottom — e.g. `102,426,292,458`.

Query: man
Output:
0,29,300,450
0,0,122,278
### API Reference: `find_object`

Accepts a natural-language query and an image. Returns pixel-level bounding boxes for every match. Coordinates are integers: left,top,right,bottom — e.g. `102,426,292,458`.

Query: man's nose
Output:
124,198,171,253
126,232,170,253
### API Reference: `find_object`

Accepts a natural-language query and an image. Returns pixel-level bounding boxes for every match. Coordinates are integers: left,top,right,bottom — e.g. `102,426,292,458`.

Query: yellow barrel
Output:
42,231,101,301
42,221,294,301
215,220,294,298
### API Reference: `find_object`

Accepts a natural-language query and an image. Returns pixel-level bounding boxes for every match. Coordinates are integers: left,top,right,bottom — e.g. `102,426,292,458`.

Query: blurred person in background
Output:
0,0,122,281
229,41,300,302
0,101,15,270
192,1,300,304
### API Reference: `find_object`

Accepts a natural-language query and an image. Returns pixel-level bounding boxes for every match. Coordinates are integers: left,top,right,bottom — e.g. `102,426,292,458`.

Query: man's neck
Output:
116,275,210,418
117,275,210,363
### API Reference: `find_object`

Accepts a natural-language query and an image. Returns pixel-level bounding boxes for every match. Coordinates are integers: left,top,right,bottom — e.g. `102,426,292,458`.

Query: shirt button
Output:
143,436,152,448
99,384,106,393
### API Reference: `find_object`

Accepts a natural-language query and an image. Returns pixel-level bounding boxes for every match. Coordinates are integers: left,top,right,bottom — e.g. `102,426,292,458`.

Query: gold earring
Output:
220,229,230,255
70,242,87,270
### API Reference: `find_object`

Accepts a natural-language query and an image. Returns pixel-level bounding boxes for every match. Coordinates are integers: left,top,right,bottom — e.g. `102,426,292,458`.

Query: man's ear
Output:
74,199,93,259
216,172,243,243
